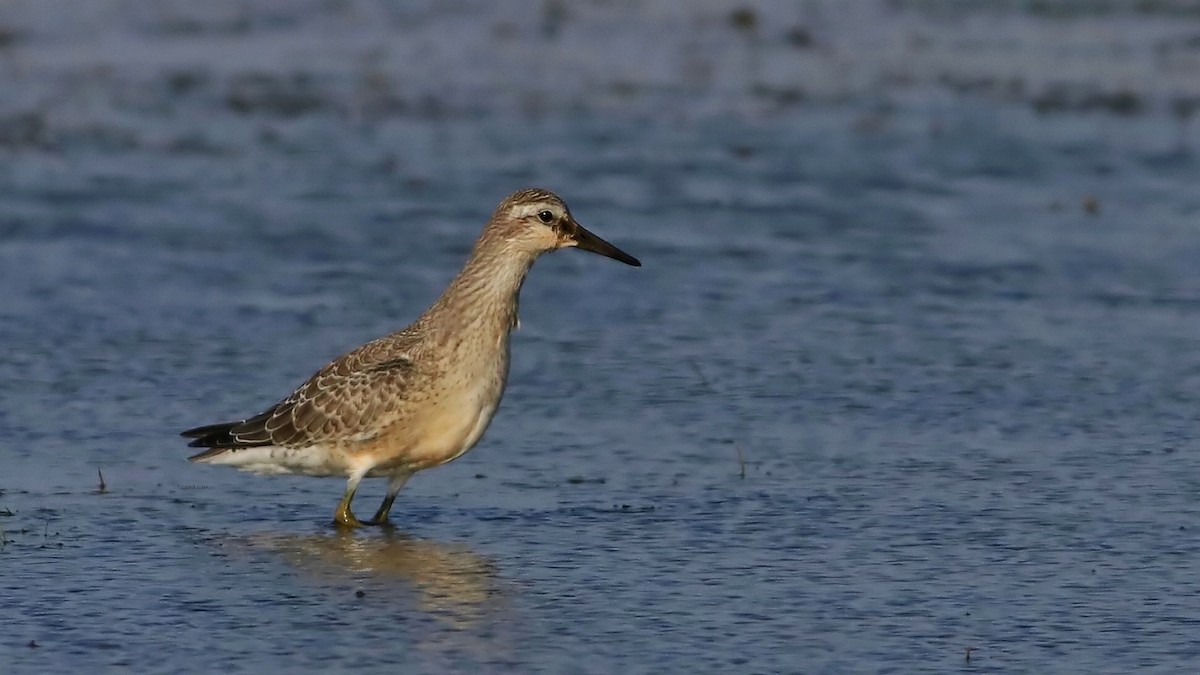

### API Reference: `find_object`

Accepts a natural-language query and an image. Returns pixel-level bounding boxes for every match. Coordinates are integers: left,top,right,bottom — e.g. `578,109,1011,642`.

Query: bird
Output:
181,188,640,527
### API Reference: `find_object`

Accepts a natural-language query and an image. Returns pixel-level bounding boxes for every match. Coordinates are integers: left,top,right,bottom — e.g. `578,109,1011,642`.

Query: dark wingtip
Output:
181,423,221,439
187,446,232,462
181,419,263,449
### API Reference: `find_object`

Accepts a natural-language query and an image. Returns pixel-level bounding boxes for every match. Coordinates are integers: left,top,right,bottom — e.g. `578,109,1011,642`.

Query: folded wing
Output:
182,354,417,460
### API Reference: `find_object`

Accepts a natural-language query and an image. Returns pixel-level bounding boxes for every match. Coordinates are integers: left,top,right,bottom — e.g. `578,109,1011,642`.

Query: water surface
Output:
3,1,1200,672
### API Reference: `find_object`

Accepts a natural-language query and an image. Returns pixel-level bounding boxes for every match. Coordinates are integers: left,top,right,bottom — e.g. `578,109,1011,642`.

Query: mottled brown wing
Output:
236,355,416,448
184,353,417,451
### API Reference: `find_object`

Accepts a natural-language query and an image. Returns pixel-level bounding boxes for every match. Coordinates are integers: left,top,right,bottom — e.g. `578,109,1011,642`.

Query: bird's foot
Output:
360,519,396,529
361,511,394,528
333,506,366,529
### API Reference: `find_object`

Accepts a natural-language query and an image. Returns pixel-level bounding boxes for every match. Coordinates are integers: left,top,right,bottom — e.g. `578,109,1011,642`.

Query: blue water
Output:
3,1,1200,672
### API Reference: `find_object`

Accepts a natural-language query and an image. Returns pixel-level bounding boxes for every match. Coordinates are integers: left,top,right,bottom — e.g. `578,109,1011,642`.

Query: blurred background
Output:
3,1,1200,672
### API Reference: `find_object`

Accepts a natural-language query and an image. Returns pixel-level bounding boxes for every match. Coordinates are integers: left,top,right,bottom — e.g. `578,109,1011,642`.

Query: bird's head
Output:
487,188,641,266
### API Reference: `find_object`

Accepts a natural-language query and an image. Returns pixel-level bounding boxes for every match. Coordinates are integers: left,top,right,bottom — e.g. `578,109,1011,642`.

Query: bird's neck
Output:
424,235,538,345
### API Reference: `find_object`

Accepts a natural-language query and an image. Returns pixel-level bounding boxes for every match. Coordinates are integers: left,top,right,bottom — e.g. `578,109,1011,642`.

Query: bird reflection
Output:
249,529,502,628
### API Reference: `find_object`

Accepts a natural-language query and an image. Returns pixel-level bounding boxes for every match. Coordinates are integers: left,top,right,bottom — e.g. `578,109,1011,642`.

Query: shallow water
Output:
4,1,1200,672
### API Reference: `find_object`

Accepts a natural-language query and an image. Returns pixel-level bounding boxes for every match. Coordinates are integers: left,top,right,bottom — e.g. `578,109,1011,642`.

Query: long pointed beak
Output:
570,220,641,267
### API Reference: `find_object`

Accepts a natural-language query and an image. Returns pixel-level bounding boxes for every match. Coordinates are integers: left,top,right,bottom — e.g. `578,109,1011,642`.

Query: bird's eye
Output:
537,210,554,224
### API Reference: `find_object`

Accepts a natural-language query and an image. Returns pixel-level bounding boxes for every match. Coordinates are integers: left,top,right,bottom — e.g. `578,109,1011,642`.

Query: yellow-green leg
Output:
333,470,368,528
367,471,412,526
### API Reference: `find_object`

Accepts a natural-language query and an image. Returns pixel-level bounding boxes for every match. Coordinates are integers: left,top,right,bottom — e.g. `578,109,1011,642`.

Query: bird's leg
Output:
333,492,363,528
366,471,413,526
333,469,369,529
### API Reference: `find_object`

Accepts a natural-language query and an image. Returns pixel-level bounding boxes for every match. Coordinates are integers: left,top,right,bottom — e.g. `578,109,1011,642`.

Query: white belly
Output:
197,443,347,477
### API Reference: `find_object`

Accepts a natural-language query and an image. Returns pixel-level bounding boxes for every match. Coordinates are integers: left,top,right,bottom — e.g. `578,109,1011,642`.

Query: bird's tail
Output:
181,418,268,461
